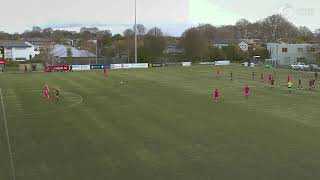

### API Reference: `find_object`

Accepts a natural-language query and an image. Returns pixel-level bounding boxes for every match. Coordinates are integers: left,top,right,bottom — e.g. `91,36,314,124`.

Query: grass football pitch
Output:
1,65,320,180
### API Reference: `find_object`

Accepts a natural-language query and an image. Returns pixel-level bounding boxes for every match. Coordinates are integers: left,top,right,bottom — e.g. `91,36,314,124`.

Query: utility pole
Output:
96,39,98,64
134,0,138,64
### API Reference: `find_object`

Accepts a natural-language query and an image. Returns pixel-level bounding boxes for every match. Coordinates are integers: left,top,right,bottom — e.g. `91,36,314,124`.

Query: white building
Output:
238,41,249,51
25,38,52,50
164,44,183,54
50,44,95,58
213,39,255,51
267,42,316,66
80,27,99,34
0,40,40,61
213,39,236,49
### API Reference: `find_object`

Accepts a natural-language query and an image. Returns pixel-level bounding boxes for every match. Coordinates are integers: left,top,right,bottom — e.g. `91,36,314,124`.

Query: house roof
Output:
214,38,260,45
239,39,253,45
51,44,95,58
25,38,52,47
213,38,239,44
0,40,31,47
25,38,52,42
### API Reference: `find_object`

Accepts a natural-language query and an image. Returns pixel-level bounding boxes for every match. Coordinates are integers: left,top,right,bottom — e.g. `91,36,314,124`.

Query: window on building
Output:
284,57,291,63
16,58,27,61
282,48,288,52
297,48,303,52
297,57,306,62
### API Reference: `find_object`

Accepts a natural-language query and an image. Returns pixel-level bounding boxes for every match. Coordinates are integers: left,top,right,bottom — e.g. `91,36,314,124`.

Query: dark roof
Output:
25,38,52,42
25,38,52,47
0,40,31,47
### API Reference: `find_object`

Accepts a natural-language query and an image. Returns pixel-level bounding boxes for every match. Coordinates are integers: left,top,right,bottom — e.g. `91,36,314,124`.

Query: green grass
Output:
1,65,320,180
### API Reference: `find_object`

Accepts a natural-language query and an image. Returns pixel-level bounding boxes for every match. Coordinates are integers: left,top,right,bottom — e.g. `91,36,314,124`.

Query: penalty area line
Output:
0,88,16,180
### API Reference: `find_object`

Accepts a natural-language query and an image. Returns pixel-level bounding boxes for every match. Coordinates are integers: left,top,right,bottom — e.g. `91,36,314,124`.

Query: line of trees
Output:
1,14,320,63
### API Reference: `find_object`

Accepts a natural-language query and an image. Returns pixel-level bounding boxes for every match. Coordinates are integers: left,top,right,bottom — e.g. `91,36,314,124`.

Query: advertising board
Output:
72,65,91,71
182,62,192,67
215,61,230,66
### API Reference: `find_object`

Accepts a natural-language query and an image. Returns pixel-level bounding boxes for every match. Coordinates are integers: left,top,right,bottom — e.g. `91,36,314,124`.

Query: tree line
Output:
1,14,320,63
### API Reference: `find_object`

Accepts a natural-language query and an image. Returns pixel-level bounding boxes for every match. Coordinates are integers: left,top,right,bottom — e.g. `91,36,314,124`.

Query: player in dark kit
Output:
252,72,255,80
270,78,275,88
217,69,221,79
309,79,316,89
298,78,303,89
55,89,59,101
230,72,233,81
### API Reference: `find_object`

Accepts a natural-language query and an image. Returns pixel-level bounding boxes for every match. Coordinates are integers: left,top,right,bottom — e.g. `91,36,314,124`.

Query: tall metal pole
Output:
96,39,98,64
134,0,137,64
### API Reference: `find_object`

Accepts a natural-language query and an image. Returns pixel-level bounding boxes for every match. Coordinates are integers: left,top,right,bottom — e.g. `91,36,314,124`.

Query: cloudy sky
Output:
0,0,318,35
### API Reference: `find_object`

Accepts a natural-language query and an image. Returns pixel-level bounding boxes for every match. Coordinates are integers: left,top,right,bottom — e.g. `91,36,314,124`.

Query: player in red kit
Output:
104,68,108,77
213,89,219,102
245,85,250,98
268,74,272,84
260,72,264,82
44,84,50,99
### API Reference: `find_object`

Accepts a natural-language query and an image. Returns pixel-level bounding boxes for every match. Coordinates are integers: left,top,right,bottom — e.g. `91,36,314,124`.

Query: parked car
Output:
309,64,320,72
241,62,255,67
290,62,309,71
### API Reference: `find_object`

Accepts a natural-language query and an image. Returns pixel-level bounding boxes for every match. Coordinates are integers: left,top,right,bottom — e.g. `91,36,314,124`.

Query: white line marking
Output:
0,88,16,180
7,90,83,117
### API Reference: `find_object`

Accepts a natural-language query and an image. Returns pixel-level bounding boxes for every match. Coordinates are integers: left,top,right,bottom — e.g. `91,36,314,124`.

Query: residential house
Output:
267,42,317,66
25,38,53,51
0,40,40,61
80,27,99,34
51,44,95,58
62,39,79,47
213,38,260,51
164,44,183,55
213,38,238,49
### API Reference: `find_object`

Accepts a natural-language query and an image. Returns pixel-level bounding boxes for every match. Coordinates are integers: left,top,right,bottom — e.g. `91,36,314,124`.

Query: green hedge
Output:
19,59,44,64
5,61,20,67
4,59,44,67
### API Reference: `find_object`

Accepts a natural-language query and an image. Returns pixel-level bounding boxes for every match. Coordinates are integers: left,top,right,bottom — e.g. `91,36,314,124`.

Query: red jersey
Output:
245,86,250,93
214,90,219,97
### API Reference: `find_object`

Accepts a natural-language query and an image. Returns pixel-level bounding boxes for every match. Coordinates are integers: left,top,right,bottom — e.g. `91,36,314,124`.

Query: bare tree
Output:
235,19,251,39
133,24,146,36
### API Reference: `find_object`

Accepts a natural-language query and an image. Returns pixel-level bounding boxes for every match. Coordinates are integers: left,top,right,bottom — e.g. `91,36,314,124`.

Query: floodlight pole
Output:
134,0,138,64
96,39,98,64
